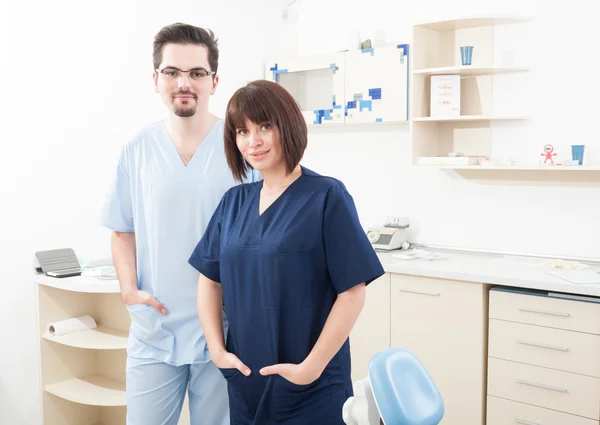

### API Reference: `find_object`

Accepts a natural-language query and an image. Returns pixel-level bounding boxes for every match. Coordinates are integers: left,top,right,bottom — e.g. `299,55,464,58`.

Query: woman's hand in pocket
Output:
212,349,251,376
259,362,321,386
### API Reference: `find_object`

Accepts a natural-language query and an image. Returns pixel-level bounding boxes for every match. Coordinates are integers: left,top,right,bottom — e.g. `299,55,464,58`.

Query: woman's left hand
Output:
259,361,323,385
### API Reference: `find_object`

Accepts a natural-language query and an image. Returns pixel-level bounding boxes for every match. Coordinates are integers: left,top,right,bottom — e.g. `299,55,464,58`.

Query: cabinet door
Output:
349,273,391,383
265,52,345,126
344,44,409,124
390,275,486,425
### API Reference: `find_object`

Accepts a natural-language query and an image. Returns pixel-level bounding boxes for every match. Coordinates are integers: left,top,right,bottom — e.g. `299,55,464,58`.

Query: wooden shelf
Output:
416,16,532,31
417,165,600,171
413,115,527,122
43,325,128,350
37,279,130,424
413,66,528,76
44,374,126,407
410,15,533,167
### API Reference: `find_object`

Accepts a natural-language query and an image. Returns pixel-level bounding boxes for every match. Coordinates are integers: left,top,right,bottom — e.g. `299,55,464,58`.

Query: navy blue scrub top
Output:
189,166,385,423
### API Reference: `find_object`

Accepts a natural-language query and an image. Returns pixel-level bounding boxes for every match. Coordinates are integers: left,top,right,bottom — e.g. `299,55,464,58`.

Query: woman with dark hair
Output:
188,80,384,424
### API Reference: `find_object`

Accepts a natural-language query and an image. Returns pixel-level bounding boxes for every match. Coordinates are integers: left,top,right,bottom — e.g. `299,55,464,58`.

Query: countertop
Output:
377,248,600,297
34,249,600,298
34,273,120,293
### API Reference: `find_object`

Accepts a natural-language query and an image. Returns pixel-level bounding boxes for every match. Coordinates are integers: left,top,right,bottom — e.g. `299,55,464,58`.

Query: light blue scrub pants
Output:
126,356,230,425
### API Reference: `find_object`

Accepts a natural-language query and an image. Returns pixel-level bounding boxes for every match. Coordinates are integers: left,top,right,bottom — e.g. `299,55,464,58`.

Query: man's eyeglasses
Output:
156,67,216,80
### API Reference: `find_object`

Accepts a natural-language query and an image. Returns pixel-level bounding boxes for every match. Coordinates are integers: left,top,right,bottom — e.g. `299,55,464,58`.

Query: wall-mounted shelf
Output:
413,115,527,122
411,15,535,168
417,165,600,171
416,15,532,31
44,374,126,407
413,66,529,76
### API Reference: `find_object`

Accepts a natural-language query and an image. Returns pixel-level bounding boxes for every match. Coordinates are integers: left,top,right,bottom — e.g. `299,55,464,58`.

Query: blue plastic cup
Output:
571,145,585,165
460,46,474,66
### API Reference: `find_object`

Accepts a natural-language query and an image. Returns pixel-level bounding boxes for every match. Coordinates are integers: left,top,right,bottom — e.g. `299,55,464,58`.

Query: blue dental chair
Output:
342,347,444,425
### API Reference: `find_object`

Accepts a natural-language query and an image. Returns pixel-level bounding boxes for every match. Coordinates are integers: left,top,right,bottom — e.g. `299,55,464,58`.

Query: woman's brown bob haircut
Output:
225,80,308,182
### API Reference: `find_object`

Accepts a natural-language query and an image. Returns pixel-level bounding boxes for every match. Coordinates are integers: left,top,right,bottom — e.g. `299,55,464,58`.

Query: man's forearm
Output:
197,275,227,356
111,231,138,302
304,283,366,374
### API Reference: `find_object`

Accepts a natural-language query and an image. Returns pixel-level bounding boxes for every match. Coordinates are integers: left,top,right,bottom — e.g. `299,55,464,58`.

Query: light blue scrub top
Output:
100,118,256,366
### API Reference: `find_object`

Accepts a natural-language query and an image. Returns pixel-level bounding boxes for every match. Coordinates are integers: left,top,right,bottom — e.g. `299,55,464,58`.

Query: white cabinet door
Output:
390,274,486,425
265,52,345,126
344,44,409,124
349,273,391,382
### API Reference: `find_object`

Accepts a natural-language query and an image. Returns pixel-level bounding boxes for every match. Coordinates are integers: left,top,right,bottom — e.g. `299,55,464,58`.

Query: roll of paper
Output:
47,315,97,336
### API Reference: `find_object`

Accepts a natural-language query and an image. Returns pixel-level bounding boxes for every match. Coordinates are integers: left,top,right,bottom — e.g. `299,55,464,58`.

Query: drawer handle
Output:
516,378,568,393
517,340,569,352
518,307,570,317
397,288,440,297
514,419,541,425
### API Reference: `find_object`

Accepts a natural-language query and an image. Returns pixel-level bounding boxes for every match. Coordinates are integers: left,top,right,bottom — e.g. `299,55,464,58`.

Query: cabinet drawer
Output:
488,357,600,420
489,319,600,377
487,395,598,425
490,289,600,335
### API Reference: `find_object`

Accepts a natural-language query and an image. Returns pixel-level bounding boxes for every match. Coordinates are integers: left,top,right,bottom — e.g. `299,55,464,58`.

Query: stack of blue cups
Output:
461,46,474,65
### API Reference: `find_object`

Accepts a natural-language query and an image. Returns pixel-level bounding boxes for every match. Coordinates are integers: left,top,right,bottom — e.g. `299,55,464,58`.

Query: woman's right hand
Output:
212,349,252,376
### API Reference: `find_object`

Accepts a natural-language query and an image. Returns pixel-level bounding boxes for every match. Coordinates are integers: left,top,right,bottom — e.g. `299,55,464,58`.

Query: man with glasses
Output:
101,23,254,425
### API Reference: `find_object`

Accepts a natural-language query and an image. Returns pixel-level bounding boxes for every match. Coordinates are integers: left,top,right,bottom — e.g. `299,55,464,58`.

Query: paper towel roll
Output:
47,315,97,336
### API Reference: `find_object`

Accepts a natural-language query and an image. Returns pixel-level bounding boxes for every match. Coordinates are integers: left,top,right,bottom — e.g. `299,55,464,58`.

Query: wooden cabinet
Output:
346,271,600,425
390,274,488,425
349,273,391,382
487,396,598,425
35,275,192,425
487,288,600,425
36,276,129,425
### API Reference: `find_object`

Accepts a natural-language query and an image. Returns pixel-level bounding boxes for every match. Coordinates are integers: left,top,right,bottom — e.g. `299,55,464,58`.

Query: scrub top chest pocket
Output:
264,251,313,308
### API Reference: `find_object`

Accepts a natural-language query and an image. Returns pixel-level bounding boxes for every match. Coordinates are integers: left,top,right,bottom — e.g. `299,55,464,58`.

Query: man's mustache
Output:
172,91,197,99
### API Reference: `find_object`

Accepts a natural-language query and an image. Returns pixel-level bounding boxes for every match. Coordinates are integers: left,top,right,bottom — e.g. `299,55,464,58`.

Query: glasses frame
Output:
155,67,216,80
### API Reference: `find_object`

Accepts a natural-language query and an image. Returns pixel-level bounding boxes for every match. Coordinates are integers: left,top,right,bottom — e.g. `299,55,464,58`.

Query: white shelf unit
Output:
418,164,600,171
415,15,532,31
42,325,128,350
413,65,529,76
413,115,527,122
410,15,533,166
35,275,129,425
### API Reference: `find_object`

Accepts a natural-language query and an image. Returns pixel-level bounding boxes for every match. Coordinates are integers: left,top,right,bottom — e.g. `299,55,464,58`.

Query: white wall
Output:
1,0,599,422
0,1,290,423
289,0,600,260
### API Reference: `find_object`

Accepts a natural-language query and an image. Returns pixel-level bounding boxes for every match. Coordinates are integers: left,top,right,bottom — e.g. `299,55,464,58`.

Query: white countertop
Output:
34,273,120,293
377,249,600,297
33,249,600,298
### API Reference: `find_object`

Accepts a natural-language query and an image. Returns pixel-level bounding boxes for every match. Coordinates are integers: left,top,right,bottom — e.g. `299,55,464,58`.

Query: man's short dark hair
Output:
153,23,219,73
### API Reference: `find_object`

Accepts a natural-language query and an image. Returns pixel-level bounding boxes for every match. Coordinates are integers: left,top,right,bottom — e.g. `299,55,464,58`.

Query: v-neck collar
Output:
255,165,306,217
159,118,221,169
